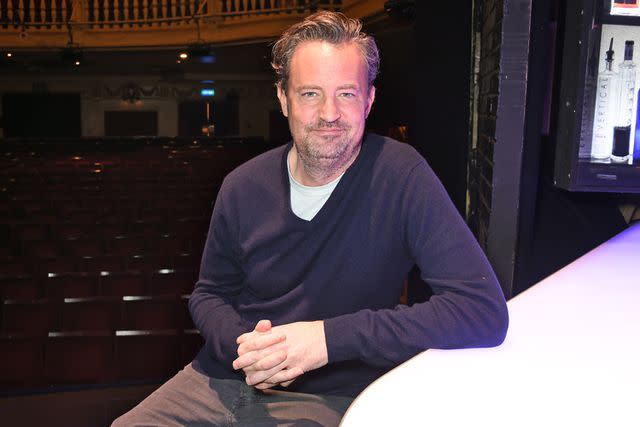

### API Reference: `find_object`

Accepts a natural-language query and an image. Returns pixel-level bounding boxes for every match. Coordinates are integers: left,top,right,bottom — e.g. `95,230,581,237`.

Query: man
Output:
113,10,508,426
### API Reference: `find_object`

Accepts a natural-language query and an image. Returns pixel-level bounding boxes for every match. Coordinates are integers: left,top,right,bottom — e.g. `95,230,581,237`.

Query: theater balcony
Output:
0,0,386,48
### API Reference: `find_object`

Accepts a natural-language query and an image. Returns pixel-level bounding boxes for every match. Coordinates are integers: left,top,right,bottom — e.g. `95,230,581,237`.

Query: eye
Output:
301,91,319,98
339,92,356,98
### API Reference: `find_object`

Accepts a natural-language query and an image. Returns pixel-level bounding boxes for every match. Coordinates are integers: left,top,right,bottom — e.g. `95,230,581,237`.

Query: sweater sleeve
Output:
323,160,509,368
188,181,253,369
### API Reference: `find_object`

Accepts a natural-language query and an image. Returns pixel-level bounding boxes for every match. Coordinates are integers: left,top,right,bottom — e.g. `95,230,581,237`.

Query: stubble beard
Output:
295,120,361,182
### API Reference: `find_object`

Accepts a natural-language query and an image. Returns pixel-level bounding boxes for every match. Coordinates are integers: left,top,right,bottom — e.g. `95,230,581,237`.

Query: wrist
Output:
315,320,329,369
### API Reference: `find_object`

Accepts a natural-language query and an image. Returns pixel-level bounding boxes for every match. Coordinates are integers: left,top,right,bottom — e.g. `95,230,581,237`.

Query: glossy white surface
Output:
341,222,640,427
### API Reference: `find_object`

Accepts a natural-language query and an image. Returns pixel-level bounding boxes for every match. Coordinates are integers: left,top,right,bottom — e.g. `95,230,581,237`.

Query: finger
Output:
245,360,288,386
253,367,303,390
237,332,286,356
237,320,272,345
265,367,304,386
240,348,287,373
254,382,277,390
255,319,272,333
233,342,287,370
236,327,281,347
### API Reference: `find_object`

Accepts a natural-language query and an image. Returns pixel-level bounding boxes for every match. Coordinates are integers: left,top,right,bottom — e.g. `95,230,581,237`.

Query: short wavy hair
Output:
271,11,380,92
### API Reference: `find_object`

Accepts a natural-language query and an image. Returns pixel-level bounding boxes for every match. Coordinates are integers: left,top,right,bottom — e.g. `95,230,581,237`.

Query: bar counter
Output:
341,222,640,427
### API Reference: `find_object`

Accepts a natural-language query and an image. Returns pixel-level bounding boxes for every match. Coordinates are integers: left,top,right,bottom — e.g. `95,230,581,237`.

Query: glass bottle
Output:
591,38,617,161
612,40,636,163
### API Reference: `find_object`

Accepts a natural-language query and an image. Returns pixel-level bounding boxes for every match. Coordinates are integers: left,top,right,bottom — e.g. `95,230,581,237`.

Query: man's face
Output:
277,41,375,175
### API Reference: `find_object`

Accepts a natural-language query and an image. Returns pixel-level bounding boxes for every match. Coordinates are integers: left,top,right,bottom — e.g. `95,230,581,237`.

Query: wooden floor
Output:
0,382,160,427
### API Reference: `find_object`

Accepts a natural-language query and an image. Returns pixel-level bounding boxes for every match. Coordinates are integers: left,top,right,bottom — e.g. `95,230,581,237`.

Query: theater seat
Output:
125,255,174,273
41,272,99,298
99,272,148,297
106,234,149,257
115,330,179,381
120,295,179,330
0,259,30,277
45,331,114,385
0,334,45,389
22,240,60,259
150,270,197,295
2,298,60,335
12,223,49,241
0,276,41,300
60,296,120,332
63,237,104,258
37,257,78,275
76,255,124,274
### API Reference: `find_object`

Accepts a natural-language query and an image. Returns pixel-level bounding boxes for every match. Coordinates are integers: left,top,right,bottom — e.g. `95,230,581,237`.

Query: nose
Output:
319,95,341,123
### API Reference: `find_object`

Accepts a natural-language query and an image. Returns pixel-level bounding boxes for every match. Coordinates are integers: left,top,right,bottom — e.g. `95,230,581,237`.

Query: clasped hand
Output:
232,319,328,390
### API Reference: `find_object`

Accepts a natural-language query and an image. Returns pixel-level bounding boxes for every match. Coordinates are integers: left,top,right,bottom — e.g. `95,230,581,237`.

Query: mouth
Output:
312,128,344,135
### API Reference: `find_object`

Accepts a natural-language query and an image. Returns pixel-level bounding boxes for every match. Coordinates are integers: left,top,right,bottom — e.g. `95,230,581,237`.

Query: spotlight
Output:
60,47,83,66
6,52,12,58
179,52,188,60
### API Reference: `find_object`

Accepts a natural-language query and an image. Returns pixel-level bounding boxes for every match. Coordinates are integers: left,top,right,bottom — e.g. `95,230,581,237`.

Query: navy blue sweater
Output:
189,134,508,397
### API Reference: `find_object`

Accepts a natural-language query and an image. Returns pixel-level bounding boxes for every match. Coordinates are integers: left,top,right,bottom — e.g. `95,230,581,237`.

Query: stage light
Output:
6,52,12,58
200,88,215,97
179,52,188,59
60,47,83,66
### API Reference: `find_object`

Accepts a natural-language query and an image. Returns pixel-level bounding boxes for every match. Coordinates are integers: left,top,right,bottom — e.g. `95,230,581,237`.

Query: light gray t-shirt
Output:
287,157,343,221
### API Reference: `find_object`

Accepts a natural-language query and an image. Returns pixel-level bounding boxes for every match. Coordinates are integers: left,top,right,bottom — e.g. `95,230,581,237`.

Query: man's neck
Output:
288,144,361,186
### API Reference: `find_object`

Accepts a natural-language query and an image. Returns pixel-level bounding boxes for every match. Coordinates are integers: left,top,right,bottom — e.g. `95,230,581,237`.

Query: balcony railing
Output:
0,0,384,48
0,0,343,30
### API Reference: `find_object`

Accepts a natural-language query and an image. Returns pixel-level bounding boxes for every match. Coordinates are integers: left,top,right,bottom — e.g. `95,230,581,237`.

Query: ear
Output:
276,83,289,117
365,85,376,117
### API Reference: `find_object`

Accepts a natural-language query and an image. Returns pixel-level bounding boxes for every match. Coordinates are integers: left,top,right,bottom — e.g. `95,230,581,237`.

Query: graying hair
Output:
271,11,380,92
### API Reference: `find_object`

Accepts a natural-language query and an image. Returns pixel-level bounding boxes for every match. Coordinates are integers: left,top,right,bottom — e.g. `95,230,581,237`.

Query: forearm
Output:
324,275,508,368
189,178,254,368
188,282,252,368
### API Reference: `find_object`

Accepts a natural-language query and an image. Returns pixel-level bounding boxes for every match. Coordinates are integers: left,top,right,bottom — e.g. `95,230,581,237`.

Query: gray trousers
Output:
111,363,354,426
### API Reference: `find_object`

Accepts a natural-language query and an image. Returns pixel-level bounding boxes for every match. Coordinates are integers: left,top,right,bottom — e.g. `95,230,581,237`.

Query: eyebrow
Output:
296,84,360,91
297,86,323,91
337,84,359,90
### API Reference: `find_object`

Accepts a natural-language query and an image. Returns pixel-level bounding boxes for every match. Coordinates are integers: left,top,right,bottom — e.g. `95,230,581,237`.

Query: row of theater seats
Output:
1,329,202,388
0,137,270,391
2,196,214,223
0,269,197,300
5,229,207,262
2,295,194,334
